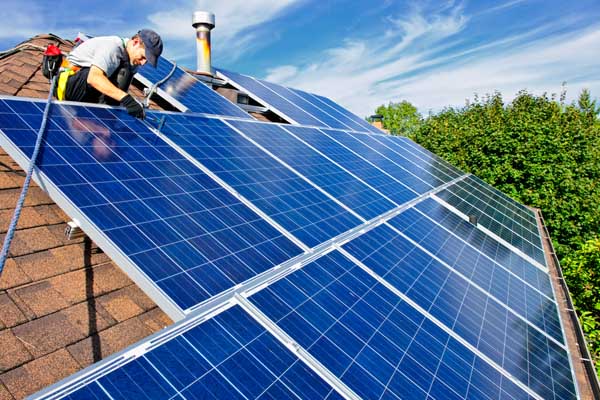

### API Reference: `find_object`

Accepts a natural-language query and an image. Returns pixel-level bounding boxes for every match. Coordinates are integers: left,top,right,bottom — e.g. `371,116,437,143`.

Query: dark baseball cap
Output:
138,29,163,68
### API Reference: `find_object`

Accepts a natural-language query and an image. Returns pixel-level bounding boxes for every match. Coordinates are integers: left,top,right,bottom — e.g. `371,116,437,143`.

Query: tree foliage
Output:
377,90,600,373
375,101,422,136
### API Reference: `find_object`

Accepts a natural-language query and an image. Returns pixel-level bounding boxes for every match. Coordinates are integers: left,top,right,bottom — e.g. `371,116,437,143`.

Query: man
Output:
56,29,163,119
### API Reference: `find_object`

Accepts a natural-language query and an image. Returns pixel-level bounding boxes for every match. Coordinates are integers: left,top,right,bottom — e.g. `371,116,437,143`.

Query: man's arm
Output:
86,65,144,118
86,65,127,101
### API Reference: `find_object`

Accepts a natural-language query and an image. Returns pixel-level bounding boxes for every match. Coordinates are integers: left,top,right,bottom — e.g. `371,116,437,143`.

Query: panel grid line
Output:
146,118,310,253
432,194,548,272
381,219,565,348
279,125,403,207
408,199,554,302
236,295,361,400
337,247,545,400
220,119,368,224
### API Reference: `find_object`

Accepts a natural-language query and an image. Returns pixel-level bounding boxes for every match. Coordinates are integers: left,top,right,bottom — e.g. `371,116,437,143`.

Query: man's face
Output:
129,38,147,66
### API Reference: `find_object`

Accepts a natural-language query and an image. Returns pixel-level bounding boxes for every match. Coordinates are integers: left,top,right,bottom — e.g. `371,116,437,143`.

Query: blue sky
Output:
1,0,599,116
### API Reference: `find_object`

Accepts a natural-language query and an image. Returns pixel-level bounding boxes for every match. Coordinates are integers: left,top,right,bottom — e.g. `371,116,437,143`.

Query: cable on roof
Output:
0,75,57,276
143,61,177,108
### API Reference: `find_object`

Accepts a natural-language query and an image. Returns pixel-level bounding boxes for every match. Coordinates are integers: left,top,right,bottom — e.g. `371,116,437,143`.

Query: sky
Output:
1,0,599,117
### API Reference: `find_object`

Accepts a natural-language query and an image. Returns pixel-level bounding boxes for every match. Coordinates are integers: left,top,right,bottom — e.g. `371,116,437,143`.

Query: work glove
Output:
120,94,145,119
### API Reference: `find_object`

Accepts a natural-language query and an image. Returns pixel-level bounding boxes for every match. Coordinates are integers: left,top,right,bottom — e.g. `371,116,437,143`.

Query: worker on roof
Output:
56,29,163,119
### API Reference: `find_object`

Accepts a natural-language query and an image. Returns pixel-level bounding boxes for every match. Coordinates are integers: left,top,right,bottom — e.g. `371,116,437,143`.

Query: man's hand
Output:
120,94,145,119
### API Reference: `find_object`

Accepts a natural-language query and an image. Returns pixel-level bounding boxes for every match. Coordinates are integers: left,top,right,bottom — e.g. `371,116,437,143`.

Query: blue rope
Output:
0,75,57,275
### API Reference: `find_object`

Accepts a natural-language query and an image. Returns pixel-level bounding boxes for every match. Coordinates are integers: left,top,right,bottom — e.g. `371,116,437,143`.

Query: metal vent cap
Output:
193,11,215,28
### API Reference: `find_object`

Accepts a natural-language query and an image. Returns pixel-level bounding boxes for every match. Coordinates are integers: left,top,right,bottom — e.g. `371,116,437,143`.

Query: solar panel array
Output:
0,73,578,400
217,69,382,134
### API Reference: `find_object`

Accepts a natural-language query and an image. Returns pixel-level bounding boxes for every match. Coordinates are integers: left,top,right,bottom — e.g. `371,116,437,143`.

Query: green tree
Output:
375,100,422,136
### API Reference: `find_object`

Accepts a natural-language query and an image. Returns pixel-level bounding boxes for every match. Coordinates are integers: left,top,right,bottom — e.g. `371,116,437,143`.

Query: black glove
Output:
120,94,145,119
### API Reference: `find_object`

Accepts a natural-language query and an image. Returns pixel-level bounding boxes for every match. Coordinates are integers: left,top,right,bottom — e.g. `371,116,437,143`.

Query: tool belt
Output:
56,59,81,100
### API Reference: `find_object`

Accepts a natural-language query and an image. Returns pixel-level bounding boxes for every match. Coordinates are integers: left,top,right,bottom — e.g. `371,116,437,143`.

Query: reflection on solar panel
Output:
0,99,301,316
343,221,574,400
157,113,362,247
436,175,546,265
1,75,579,397
217,69,381,133
33,305,341,400
249,251,538,399
136,57,250,118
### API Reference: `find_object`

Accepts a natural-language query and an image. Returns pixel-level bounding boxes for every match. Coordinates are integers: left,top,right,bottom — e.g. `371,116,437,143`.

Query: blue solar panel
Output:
343,225,575,399
283,125,418,205
255,80,352,131
347,131,449,188
437,176,546,264
136,58,250,118
218,69,383,133
319,128,435,194
388,203,561,338
290,89,369,132
250,250,537,399
0,99,302,313
410,198,553,296
156,113,362,247
37,305,341,399
394,135,465,178
217,69,324,126
372,133,463,182
227,120,395,220
310,94,383,134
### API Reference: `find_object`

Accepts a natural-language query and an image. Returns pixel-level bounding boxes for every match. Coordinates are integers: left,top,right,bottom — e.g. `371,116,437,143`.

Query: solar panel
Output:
283,125,418,205
2,64,580,397
436,175,546,265
318,128,436,194
342,223,576,399
372,133,463,182
409,198,553,296
135,57,251,119
217,69,381,133
290,89,369,132
156,113,362,247
226,119,396,220
309,93,383,134
249,250,539,399
33,305,342,400
0,98,302,316
255,80,356,130
216,68,324,127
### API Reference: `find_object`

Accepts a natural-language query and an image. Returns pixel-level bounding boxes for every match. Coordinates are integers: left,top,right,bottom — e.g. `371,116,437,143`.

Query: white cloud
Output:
148,0,300,60
263,5,600,116
0,1,45,39
264,65,298,83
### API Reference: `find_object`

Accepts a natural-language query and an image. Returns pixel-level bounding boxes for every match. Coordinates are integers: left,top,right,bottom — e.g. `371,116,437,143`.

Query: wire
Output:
143,62,177,108
0,75,57,275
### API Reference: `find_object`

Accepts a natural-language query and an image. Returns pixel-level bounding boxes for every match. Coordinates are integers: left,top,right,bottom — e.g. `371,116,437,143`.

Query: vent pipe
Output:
192,11,215,76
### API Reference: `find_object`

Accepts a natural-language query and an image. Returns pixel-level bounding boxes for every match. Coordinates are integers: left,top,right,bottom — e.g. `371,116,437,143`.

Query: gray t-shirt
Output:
67,36,130,77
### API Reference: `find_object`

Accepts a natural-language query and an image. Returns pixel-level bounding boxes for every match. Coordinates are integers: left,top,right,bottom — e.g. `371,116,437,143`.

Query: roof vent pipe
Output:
192,11,215,76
